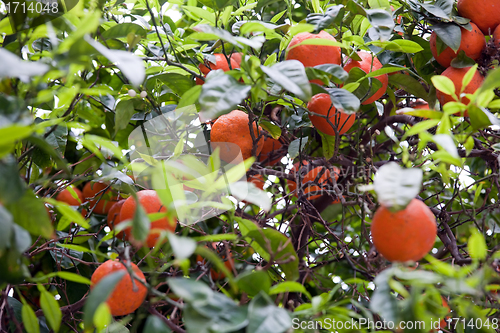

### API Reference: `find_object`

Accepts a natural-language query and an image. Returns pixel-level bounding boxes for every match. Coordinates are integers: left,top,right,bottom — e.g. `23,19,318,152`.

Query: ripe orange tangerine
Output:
107,199,126,237
258,137,284,166
210,110,264,163
91,260,147,316
119,190,177,247
435,66,484,115
195,54,240,85
371,199,437,262
343,51,389,105
457,0,500,35
307,93,356,136
285,30,341,85
430,23,485,68
288,161,340,200
83,182,121,215
56,186,83,206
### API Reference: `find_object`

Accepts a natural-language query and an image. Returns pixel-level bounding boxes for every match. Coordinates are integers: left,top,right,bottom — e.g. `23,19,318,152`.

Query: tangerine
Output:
210,110,264,163
457,0,500,35
288,161,340,200
248,174,265,191
343,51,388,104
285,30,341,85
435,66,484,115
56,186,83,206
258,137,283,166
371,199,437,262
107,199,126,237
494,24,500,45
90,260,147,316
83,182,121,215
119,190,177,247
307,93,356,136
430,23,485,68
195,54,240,85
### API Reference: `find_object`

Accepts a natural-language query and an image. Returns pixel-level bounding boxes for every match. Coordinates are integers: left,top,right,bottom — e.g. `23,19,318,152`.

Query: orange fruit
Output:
248,174,265,190
413,101,429,110
83,182,121,215
435,66,484,115
307,93,356,136
344,51,389,104
457,0,500,35
494,24,500,45
196,243,235,280
430,23,485,68
210,110,264,163
288,161,340,200
195,54,240,85
285,30,341,85
91,260,147,316
258,137,284,166
230,52,243,66
371,199,437,262
56,186,83,206
119,190,177,247
107,199,126,237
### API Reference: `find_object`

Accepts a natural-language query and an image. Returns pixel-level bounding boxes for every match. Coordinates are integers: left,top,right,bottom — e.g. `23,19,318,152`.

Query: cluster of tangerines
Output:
55,184,235,316
428,0,500,115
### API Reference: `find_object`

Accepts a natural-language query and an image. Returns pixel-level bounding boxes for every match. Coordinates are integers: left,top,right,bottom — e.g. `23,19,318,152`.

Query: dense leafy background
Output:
2,0,500,332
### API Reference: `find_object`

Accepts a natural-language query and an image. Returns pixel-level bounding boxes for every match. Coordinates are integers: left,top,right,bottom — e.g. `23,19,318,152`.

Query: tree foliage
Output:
1,0,500,332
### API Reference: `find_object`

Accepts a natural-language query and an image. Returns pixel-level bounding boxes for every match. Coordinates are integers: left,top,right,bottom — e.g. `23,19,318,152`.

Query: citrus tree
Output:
2,0,500,331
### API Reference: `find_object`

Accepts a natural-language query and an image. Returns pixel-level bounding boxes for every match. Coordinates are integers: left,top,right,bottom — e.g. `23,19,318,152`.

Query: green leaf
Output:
198,73,251,120
305,5,344,32
261,60,312,101
83,271,126,330
372,162,423,210
22,303,40,333
269,281,312,299
431,75,456,97
389,74,429,100
0,155,26,204
432,23,461,52
305,64,348,85
235,270,271,296
45,198,90,230
365,9,394,41
93,303,112,332
288,137,308,159
403,119,441,139
102,23,147,39
85,36,145,87
247,292,292,333
462,64,479,91
7,191,53,238
469,105,500,131
245,228,299,281
0,49,49,79
56,271,92,285
39,287,62,332
144,315,172,333
167,233,196,260
0,124,33,147
131,192,150,244
319,131,336,159
260,120,281,139
326,87,361,114
479,67,500,93
468,228,487,260
115,99,135,134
